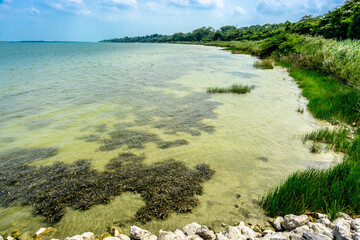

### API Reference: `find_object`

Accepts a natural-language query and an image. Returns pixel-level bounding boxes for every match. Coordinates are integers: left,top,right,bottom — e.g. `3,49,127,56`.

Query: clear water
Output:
0,43,338,239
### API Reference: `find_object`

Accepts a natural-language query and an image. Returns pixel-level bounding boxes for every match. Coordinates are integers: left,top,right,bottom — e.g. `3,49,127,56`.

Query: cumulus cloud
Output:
145,2,163,11
169,0,223,9
256,0,326,15
234,6,246,15
30,7,41,13
108,0,138,8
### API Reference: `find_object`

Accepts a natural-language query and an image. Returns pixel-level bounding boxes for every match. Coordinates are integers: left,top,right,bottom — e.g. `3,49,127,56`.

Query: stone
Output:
0,236,3,240
103,237,121,240
183,223,202,236
6,237,13,240
238,222,261,239
289,233,301,240
158,231,182,240
353,232,360,240
215,233,229,240
35,228,47,237
283,215,310,230
195,226,216,240
333,220,351,240
316,219,331,227
302,232,328,240
339,213,352,221
224,226,243,240
351,219,360,232
331,219,350,230
308,223,332,238
82,232,95,240
273,217,284,231
269,233,287,240
317,214,329,220
64,235,83,240
174,230,186,239
130,226,153,240
185,235,203,240
118,235,131,240
293,226,311,236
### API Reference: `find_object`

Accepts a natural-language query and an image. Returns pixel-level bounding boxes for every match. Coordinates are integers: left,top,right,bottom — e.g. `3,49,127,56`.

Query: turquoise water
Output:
0,43,338,239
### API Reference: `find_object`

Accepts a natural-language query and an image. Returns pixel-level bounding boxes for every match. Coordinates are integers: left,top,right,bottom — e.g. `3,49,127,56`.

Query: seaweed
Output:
0,150,214,224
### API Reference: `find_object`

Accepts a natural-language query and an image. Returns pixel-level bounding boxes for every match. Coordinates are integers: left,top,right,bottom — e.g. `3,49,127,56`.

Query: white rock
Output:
274,217,284,231
269,233,287,240
174,230,186,239
35,228,47,237
185,235,203,240
339,213,352,221
65,235,83,240
283,215,309,230
353,232,360,240
158,231,182,240
302,232,329,240
82,232,95,240
118,235,131,240
6,237,14,240
196,226,216,240
333,220,351,240
238,222,260,239
317,214,329,220
263,230,275,236
103,237,121,240
215,233,229,240
351,219,360,232
183,223,202,236
293,226,311,236
0,236,3,240
331,219,351,230
289,233,301,240
224,226,243,240
308,223,332,238
317,219,331,227
130,226,152,240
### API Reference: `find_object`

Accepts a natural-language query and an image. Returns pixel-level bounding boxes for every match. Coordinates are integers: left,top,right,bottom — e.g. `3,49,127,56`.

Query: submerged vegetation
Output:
0,149,214,223
207,84,254,94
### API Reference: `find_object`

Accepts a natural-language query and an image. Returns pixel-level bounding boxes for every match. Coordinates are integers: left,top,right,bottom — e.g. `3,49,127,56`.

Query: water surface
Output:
0,43,338,239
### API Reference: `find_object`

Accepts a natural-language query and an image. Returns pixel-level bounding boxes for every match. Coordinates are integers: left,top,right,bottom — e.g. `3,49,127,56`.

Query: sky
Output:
0,0,345,42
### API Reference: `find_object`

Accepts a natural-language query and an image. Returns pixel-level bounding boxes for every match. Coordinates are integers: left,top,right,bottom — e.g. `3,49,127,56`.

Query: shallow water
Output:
0,43,338,239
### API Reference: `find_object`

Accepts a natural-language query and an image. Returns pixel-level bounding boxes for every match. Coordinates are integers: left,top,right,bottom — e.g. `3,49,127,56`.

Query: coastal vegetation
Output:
207,84,254,94
101,0,360,220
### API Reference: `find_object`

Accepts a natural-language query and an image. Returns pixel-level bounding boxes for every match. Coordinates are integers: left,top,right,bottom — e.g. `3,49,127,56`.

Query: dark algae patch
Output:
0,149,214,224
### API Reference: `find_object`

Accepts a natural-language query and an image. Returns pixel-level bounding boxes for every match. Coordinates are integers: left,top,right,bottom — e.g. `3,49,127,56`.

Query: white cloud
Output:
256,0,325,15
109,0,138,8
197,0,223,8
145,2,163,11
169,0,223,8
30,7,41,14
76,9,92,15
51,3,64,10
234,6,246,15
68,0,83,3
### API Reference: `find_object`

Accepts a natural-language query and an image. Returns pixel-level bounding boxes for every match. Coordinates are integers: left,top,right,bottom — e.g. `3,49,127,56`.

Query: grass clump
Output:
254,59,274,69
304,127,352,152
207,84,254,94
0,149,214,224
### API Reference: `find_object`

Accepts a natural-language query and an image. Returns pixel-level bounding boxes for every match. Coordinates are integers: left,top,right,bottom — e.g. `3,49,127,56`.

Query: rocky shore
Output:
2,213,360,240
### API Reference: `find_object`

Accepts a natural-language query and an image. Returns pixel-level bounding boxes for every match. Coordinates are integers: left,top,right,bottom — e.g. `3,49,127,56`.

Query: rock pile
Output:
1,213,360,240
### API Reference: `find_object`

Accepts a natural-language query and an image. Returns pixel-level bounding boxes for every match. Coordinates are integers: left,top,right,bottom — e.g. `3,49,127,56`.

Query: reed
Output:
207,84,254,94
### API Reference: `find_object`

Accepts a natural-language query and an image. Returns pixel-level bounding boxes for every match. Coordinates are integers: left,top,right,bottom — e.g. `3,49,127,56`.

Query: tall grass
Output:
304,127,352,152
204,41,262,56
207,84,254,94
254,59,274,69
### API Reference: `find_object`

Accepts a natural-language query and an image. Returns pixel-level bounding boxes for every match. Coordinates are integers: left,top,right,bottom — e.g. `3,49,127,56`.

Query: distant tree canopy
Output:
101,0,360,43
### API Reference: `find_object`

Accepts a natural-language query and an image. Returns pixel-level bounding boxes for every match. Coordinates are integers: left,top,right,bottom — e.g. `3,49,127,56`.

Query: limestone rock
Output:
215,233,229,240
129,226,154,240
185,235,203,240
351,219,360,232
183,223,202,236
317,214,329,220
0,236,3,240
308,223,332,238
293,226,311,236
274,218,284,231
174,230,186,239
269,233,287,240
65,235,83,240
289,233,301,240
301,232,329,240
338,213,352,221
224,226,243,240
353,232,360,240
283,215,309,230
333,220,351,240
117,235,131,240
196,226,216,240
316,219,331,227
103,237,121,240
158,231,182,240
238,222,261,239
82,232,95,240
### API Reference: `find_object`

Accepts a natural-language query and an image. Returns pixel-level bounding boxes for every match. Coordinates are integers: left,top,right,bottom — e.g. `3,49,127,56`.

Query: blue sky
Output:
0,0,345,41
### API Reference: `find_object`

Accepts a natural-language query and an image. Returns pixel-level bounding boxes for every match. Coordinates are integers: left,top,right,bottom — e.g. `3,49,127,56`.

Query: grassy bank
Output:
206,36,360,219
